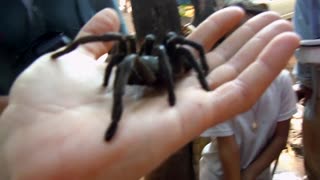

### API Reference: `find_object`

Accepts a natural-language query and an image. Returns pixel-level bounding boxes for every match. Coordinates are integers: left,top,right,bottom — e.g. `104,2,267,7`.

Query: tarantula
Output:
51,32,210,141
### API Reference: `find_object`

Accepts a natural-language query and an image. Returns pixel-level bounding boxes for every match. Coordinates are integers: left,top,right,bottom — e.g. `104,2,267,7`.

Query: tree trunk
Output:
130,1,195,180
144,143,195,180
191,0,217,26
130,0,181,44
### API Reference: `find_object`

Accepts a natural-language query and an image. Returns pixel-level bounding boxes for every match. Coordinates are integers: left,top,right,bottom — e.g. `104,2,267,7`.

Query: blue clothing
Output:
0,0,127,95
293,0,320,87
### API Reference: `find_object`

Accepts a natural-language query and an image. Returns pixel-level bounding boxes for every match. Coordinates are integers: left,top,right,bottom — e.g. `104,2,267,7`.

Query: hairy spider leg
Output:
127,35,137,53
166,35,209,75
154,45,175,105
176,46,210,91
103,54,127,87
105,54,138,141
51,32,126,59
164,36,185,74
139,34,156,55
103,37,132,87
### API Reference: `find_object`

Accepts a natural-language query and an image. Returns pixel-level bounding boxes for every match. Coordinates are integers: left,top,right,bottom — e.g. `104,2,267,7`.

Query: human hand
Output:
0,7,299,180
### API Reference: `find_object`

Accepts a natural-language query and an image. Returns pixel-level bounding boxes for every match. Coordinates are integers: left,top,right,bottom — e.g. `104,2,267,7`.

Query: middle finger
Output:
206,11,281,70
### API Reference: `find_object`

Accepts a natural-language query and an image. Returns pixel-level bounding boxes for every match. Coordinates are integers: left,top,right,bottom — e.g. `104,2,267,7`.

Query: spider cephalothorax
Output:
51,32,210,141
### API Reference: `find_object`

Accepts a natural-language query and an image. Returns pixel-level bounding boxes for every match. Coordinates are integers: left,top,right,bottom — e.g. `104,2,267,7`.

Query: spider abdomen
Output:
127,55,159,85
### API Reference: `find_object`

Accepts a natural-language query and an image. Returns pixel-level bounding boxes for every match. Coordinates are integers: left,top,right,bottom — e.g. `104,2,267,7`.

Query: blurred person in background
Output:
199,4,296,180
292,0,320,179
199,70,297,180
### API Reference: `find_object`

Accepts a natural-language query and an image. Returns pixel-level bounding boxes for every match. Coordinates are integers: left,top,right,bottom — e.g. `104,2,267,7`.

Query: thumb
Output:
76,8,121,58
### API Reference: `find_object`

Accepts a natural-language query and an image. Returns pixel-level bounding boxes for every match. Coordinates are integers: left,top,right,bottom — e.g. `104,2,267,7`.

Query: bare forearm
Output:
245,136,287,177
217,136,241,180
244,120,290,178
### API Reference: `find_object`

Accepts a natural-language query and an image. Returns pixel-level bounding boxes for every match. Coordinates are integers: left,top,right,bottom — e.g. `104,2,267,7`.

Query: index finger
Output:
206,32,300,126
75,8,120,59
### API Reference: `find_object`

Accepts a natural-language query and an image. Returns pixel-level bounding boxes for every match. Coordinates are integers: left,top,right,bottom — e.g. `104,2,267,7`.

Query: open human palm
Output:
0,7,299,180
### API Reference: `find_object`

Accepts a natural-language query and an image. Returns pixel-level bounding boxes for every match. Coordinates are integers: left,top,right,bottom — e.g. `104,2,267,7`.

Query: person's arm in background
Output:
0,96,8,115
241,120,290,180
216,135,241,180
242,70,296,180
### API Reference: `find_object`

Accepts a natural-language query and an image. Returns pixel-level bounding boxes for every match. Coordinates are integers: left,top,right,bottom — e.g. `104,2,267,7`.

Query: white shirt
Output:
199,70,297,180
